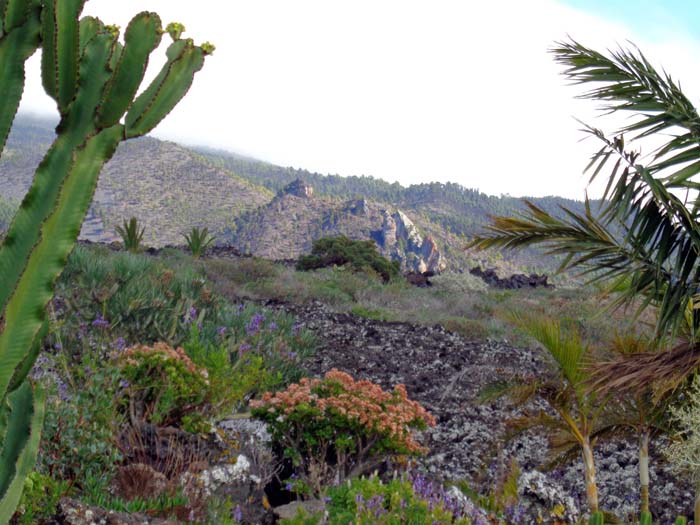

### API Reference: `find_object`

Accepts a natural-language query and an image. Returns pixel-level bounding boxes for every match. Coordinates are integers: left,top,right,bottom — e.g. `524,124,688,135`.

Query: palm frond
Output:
589,341,700,400
508,312,589,390
471,39,700,340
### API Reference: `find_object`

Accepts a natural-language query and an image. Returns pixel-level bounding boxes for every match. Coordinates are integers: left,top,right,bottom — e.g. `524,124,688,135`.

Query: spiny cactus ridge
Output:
0,1,210,521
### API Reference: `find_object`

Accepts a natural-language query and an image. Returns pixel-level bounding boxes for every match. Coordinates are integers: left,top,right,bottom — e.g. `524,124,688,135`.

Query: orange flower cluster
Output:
250,369,436,453
119,342,209,380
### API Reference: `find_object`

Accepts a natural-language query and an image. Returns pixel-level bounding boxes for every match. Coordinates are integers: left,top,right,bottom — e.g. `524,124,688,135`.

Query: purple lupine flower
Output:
233,505,243,523
54,341,63,351
57,381,70,401
238,343,252,357
237,303,245,315
217,326,227,336
246,313,265,335
119,379,130,389
291,322,302,336
267,321,278,331
92,315,109,329
112,337,127,351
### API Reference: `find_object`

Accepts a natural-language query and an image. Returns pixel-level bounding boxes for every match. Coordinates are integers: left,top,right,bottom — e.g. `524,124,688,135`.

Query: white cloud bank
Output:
18,0,700,198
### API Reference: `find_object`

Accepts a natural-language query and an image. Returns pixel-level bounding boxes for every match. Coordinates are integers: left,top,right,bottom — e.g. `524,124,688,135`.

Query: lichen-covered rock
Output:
57,498,176,525
518,470,580,524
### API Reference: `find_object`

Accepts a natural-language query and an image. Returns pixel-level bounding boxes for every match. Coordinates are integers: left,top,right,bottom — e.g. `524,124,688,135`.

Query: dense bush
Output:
251,369,435,497
115,342,211,432
296,236,400,282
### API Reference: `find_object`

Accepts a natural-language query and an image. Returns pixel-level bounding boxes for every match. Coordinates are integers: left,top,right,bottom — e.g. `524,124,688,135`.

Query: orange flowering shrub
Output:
250,369,435,496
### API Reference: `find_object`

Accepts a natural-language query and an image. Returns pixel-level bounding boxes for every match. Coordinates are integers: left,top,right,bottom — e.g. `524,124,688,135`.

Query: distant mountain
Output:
0,115,596,275
0,115,272,245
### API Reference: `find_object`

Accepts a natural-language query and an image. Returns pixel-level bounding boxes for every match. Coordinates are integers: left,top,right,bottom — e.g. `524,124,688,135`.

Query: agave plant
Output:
116,217,145,253
0,1,211,520
469,39,700,402
183,226,215,258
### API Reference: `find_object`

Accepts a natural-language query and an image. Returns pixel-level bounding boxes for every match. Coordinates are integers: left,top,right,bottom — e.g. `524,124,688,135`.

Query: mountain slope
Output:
0,116,272,245
1,115,592,274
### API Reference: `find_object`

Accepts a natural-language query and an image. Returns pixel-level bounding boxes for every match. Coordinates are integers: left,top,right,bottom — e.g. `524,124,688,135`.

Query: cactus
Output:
640,511,652,525
673,517,687,525
0,1,211,521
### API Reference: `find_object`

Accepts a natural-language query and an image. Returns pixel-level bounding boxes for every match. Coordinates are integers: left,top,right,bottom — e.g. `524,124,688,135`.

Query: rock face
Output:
234,182,447,273
281,178,314,199
469,266,553,289
379,209,447,273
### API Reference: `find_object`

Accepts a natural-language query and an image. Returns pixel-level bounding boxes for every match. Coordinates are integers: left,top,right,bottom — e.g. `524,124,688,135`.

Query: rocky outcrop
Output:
380,209,447,274
469,266,553,289
281,178,314,199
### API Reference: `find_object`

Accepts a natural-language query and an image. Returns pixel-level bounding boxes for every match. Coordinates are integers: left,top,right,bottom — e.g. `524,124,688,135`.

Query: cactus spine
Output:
0,1,211,521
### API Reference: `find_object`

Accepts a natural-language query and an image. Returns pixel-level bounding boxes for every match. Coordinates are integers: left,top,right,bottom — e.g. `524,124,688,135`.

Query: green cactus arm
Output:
41,0,85,112
588,512,604,525
125,39,207,138
0,29,117,318
78,15,103,55
640,511,651,525
3,0,39,31
674,517,687,525
0,381,45,523
7,320,47,395
97,11,162,128
0,5,40,156
0,125,122,400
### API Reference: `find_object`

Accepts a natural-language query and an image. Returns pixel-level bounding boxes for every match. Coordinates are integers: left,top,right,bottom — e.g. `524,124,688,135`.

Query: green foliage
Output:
12,471,70,525
183,226,215,258
80,474,187,516
297,236,400,282
115,342,210,432
37,354,123,485
56,245,217,349
115,217,145,253
281,475,473,525
589,512,604,525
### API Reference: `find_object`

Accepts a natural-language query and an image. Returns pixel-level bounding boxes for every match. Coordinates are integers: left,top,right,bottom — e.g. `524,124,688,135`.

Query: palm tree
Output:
486,313,604,514
469,39,700,390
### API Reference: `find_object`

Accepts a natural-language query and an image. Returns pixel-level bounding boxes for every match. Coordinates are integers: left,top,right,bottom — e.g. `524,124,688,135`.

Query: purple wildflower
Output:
217,326,227,336
112,337,127,351
233,505,243,523
238,343,252,357
267,321,278,331
119,379,130,390
92,315,109,329
246,313,265,335
54,341,63,351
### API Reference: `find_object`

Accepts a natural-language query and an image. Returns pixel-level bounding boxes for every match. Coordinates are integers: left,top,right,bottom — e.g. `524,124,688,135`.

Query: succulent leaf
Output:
0,381,44,523
0,6,41,157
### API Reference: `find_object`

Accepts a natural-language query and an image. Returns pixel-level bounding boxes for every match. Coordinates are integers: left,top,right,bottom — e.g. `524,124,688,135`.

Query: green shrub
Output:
37,354,123,485
251,370,436,497
12,472,71,525
296,236,400,282
115,342,210,432
55,246,218,350
281,475,478,525
116,217,146,253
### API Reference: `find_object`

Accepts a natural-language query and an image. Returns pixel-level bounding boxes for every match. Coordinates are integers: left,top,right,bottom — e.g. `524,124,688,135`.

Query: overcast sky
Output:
17,0,700,198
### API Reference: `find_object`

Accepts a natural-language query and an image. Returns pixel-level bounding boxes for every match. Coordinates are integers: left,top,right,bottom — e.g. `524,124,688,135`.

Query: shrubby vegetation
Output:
296,236,400,282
